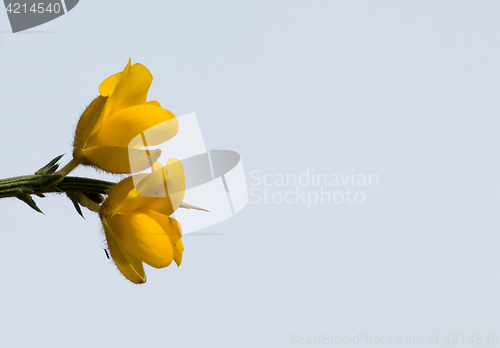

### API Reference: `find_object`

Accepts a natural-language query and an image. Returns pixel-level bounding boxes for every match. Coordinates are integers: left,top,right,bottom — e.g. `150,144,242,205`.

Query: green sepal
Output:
15,190,43,214
35,154,64,175
51,186,64,193
66,191,84,218
36,173,65,191
73,96,107,148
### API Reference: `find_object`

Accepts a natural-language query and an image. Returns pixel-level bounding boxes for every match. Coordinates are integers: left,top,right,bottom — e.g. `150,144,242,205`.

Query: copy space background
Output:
1,1,499,347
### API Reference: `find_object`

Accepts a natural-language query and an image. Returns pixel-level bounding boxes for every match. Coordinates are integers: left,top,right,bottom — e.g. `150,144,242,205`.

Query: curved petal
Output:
99,69,123,97
101,160,185,216
98,60,153,125
144,211,184,266
87,104,178,148
101,176,144,216
164,158,186,209
147,210,182,245
102,162,174,217
173,238,184,267
136,159,186,215
82,146,160,174
147,100,161,107
106,179,152,217
102,217,146,284
106,212,174,269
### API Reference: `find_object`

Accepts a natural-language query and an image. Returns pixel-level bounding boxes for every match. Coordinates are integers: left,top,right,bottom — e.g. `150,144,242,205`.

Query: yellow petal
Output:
101,217,146,284
102,172,168,218
164,158,186,206
99,64,125,97
98,60,153,125
136,159,186,215
107,181,150,217
81,146,160,174
135,162,168,197
73,96,107,148
146,211,183,266
86,104,178,149
147,210,182,244
126,105,176,149
106,163,167,216
101,176,138,216
106,212,174,269
147,100,161,107
102,160,185,217
173,238,184,267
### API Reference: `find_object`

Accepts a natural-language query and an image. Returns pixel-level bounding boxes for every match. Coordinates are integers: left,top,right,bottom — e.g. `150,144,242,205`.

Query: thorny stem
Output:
0,175,115,199
0,174,207,212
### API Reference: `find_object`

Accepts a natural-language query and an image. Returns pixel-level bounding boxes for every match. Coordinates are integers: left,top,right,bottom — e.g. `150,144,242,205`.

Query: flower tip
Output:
135,277,147,284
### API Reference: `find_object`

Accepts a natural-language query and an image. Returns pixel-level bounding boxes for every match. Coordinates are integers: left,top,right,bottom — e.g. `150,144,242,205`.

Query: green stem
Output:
57,177,115,194
0,173,206,213
0,174,115,199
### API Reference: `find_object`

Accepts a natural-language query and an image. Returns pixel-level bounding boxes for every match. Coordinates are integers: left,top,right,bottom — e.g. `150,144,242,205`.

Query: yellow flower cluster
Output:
73,60,185,284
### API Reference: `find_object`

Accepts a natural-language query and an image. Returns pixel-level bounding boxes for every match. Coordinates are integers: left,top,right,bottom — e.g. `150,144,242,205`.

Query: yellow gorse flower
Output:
100,159,186,284
73,59,178,174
